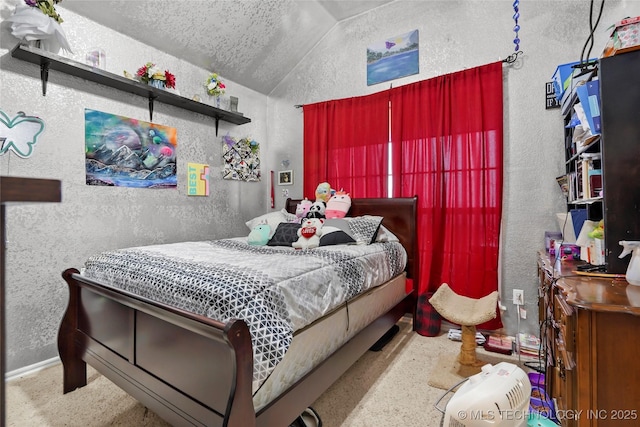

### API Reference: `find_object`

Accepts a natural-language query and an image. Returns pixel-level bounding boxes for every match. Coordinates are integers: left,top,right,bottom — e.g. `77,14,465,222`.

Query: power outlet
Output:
513,289,524,305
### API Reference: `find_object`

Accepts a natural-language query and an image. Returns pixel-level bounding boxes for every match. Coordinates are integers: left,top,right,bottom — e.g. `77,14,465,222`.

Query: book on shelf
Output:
517,333,543,358
586,78,601,133
483,335,514,355
580,152,602,199
556,175,569,198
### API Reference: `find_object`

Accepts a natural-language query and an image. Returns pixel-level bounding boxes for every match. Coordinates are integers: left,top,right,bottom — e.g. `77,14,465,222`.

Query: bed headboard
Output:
285,197,419,288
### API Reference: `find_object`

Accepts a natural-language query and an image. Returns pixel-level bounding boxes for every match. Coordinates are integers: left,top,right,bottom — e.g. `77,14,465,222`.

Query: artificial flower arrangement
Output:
24,0,63,23
8,0,72,54
136,62,176,89
205,72,226,97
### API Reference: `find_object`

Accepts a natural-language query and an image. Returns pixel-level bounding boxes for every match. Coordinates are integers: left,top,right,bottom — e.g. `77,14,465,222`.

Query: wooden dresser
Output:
538,251,640,426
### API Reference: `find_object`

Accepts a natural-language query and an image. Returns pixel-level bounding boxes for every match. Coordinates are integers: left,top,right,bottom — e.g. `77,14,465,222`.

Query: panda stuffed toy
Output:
306,200,326,219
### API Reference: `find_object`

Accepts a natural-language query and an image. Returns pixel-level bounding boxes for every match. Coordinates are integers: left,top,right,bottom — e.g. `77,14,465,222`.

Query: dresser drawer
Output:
554,294,575,353
554,338,576,427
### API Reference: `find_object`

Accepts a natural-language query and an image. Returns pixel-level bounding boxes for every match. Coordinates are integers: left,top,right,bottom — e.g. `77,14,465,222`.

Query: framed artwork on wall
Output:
367,29,419,86
84,108,177,188
278,170,293,185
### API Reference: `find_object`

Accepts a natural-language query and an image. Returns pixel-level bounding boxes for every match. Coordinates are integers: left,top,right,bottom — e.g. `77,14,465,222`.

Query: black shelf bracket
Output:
148,94,157,122
215,117,220,136
40,60,50,96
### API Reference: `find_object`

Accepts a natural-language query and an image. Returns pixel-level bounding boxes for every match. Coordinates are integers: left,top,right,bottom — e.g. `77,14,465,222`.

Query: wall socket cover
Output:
513,289,524,305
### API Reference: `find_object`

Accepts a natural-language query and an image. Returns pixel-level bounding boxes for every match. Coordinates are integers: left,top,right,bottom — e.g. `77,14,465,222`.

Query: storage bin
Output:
602,16,640,57
530,386,558,423
527,412,559,427
528,372,545,389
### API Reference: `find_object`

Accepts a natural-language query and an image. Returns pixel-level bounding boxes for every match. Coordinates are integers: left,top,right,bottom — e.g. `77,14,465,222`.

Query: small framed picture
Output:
278,170,293,185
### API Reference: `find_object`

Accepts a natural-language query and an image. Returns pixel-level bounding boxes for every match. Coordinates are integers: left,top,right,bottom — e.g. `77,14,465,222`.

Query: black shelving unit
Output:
599,50,640,273
10,43,251,135
560,50,640,273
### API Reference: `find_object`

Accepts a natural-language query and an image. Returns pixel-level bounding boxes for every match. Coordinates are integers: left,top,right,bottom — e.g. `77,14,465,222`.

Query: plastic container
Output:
528,372,545,390
530,386,558,423
527,412,559,427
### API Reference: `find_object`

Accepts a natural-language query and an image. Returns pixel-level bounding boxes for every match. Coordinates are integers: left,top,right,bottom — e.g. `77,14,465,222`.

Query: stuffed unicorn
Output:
295,198,313,222
325,190,351,219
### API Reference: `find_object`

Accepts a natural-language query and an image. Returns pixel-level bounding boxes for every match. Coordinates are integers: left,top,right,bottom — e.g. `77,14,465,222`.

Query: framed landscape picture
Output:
367,30,419,86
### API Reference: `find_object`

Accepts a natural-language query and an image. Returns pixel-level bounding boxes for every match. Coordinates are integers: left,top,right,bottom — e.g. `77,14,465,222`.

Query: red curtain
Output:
302,90,391,198
302,62,504,330
390,62,504,330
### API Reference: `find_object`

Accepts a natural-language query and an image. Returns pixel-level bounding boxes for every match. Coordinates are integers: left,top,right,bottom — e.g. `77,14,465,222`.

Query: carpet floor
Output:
6,317,535,426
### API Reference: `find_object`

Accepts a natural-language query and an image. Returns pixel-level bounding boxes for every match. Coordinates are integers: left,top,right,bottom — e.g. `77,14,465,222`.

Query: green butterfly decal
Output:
0,110,46,158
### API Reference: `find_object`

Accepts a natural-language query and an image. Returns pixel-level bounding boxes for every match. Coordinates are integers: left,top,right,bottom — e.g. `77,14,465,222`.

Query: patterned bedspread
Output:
82,237,407,392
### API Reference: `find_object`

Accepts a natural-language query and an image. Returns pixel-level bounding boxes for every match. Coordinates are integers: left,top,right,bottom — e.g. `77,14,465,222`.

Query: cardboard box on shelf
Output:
602,16,640,57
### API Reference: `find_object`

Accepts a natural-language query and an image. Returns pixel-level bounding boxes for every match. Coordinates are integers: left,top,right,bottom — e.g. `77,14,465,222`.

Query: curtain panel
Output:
302,62,504,330
391,62,504,330
302,91,391,198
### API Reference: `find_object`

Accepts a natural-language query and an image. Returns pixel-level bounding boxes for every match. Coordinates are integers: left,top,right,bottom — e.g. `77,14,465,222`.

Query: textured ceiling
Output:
61,0,395,95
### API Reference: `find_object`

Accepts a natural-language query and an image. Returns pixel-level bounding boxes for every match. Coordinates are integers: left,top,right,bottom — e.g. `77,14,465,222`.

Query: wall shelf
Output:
10,43,251,135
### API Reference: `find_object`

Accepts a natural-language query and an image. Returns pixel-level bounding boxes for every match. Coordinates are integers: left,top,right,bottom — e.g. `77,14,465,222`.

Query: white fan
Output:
437,362,531,427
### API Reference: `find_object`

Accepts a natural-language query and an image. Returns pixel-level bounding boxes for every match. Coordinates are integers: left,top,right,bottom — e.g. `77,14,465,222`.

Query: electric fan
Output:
440,362,531,427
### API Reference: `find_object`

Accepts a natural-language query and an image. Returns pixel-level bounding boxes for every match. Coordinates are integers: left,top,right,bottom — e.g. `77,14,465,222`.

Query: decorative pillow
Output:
320,219,356,246
375,225,400,243
247,223,271,246
345,215,383,244
245,209,296,236
267,223,301,247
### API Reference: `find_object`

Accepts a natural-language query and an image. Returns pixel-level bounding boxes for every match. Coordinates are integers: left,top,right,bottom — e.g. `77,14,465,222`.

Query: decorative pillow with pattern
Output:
345,215,383,244
320,219,356,246
245,209,297,237
267,222,301,246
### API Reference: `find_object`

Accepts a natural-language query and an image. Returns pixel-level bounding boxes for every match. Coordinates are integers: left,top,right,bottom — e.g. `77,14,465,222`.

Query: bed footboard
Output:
58,268,256,427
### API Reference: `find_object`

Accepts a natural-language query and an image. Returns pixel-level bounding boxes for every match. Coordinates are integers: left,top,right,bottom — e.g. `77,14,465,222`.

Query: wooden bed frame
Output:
58,197,418,427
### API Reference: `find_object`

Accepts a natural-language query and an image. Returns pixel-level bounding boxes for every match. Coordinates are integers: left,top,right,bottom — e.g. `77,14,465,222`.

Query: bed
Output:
57,196,418,427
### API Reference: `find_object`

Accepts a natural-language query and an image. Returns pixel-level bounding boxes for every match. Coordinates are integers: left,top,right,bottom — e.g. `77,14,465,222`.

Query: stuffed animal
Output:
325,190,351,219
306,200,326,219
292,218,324,249
295,198,313,222
315,182,333,204
247,222,271,246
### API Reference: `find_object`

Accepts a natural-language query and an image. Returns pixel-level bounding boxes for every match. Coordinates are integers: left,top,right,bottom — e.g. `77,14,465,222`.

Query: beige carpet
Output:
6,317,536,426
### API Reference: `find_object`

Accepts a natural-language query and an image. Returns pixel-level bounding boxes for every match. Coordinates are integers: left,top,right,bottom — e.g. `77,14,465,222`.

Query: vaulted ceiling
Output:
62,0,395,95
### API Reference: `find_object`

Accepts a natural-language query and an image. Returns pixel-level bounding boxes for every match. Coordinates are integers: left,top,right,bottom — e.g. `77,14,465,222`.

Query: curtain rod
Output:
294,52,522,108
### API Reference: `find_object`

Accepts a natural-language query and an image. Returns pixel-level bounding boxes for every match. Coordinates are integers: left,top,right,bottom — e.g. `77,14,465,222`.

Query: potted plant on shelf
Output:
205,72,226,108
136,62,176,90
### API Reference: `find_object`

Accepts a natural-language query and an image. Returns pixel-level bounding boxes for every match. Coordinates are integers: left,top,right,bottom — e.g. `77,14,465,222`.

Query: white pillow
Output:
245,209,296,236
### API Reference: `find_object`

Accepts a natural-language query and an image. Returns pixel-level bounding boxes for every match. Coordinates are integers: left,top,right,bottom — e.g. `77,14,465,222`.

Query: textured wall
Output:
2,0,640,373
0,0,268,371
267,0,640,336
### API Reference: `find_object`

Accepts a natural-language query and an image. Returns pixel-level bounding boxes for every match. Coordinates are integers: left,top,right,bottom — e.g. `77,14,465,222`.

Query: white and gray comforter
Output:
82,237,407,392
